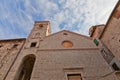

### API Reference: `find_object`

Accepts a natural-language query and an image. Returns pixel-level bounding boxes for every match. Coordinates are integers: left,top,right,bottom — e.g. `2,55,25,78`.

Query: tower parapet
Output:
25,21,51,48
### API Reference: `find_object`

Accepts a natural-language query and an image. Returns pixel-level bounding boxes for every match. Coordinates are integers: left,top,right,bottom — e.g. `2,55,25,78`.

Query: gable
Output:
39,30,97,49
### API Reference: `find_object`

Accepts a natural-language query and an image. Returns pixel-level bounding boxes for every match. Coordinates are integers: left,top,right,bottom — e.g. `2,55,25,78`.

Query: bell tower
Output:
25,21,51,48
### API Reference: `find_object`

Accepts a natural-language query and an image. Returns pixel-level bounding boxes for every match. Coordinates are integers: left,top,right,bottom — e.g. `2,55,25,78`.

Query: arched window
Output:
17,54,36,80
62,41,73,48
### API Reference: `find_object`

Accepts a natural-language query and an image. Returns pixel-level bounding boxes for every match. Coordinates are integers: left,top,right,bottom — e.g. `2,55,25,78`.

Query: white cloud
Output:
0,0,118,39
49,0,118,35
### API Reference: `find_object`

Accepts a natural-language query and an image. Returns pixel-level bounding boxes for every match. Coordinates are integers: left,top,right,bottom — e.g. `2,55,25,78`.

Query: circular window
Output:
62,41,73,48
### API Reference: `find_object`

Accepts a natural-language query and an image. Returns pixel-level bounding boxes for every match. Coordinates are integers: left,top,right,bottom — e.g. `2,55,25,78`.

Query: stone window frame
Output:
30,42,37,48
67,74,82,80
63,68,83,80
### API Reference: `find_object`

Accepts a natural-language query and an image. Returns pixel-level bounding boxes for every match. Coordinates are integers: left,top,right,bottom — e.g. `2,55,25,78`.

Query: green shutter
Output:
94,39,99,46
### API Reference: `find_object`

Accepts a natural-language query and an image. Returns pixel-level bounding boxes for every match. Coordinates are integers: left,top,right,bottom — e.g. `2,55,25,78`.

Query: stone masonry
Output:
0,1,120,80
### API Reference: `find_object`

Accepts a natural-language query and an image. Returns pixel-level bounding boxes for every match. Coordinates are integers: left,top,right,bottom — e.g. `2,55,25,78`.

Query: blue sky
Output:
0,0,118,39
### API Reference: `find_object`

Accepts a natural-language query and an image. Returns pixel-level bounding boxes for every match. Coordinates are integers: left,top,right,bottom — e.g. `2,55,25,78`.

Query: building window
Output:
30,42,37,47
67,74,82,80
101,49,107,57
62,41,73,48
112,63,120,71
12,44,18,48
17,54,36,80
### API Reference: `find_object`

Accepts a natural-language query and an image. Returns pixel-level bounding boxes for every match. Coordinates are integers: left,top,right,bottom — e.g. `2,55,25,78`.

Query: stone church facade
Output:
0,1,120,80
